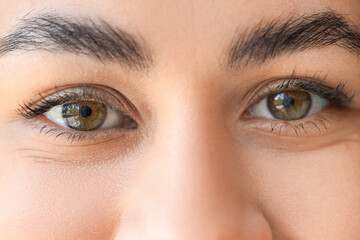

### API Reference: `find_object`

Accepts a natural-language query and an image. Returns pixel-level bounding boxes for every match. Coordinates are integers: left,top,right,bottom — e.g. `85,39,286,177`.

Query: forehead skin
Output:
0,0,359,240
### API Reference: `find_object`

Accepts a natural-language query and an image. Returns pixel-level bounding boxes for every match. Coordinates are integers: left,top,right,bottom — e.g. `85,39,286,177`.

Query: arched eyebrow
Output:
0,13,153,72
226,10,360,71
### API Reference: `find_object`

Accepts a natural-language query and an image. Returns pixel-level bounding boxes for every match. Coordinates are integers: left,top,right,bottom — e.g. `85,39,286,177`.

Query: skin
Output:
0,0,360,239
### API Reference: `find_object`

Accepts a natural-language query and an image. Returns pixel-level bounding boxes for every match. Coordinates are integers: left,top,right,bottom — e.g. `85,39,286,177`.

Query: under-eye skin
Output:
244,74,356,136
17,84,138,142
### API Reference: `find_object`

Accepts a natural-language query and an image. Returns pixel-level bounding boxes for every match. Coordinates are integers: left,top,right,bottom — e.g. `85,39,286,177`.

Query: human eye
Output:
17,84,139,142
242,74,356,137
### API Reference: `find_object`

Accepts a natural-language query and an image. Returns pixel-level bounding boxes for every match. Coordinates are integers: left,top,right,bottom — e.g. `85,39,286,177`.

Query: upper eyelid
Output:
16,76,356,120
249,75,356,108
17,84,134,119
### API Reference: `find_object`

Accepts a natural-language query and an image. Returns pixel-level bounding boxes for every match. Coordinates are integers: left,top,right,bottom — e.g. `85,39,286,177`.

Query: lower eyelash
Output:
31,118,98,143
270,116,330,136
17,84,139,143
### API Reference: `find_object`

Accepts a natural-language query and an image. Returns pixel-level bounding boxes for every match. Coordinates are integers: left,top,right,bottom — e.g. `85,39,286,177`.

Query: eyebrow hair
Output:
0,13,153,71
227,11,360,71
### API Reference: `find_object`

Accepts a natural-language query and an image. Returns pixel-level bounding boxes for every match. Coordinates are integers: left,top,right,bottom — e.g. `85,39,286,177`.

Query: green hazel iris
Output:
62,101,107,131
267,91,312,120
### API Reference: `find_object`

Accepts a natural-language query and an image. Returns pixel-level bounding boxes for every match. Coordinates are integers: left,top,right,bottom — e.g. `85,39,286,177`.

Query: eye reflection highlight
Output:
61,101,107,131
267,91,312,120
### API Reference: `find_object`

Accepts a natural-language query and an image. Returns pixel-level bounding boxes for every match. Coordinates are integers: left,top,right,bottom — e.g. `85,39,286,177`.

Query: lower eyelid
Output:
239,101,355,139
237,108,360,152
240,114,332,138
30,116,138,145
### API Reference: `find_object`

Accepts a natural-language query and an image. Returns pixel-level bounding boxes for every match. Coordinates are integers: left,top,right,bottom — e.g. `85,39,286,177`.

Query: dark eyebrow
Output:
227,11,360,71
0,13,153,72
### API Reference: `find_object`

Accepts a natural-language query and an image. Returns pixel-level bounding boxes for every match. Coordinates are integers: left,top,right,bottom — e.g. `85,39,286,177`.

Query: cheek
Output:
248,141,360,239
0,160,130,240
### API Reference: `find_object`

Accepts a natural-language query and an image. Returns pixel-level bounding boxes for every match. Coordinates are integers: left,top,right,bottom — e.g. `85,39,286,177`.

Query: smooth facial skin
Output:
0,0,360,239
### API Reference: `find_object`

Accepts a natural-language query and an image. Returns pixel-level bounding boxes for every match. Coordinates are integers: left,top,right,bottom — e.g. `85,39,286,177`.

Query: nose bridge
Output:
150,86,235,208
114,83,272,239
147,82,235,206
157,85,229,168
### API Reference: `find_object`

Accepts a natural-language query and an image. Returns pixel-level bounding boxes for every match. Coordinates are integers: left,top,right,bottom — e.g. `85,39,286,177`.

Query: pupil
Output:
80,105,92,118
282,95,294,108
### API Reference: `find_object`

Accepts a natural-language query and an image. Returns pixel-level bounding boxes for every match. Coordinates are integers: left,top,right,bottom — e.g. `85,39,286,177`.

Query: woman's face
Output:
0,0,359,239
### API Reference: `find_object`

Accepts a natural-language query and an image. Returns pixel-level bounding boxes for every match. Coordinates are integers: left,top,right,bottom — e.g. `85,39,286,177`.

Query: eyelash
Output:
17,85,127,119
17,85,135,142
253,73,356,106
246,74,356,136
17,75,356,141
